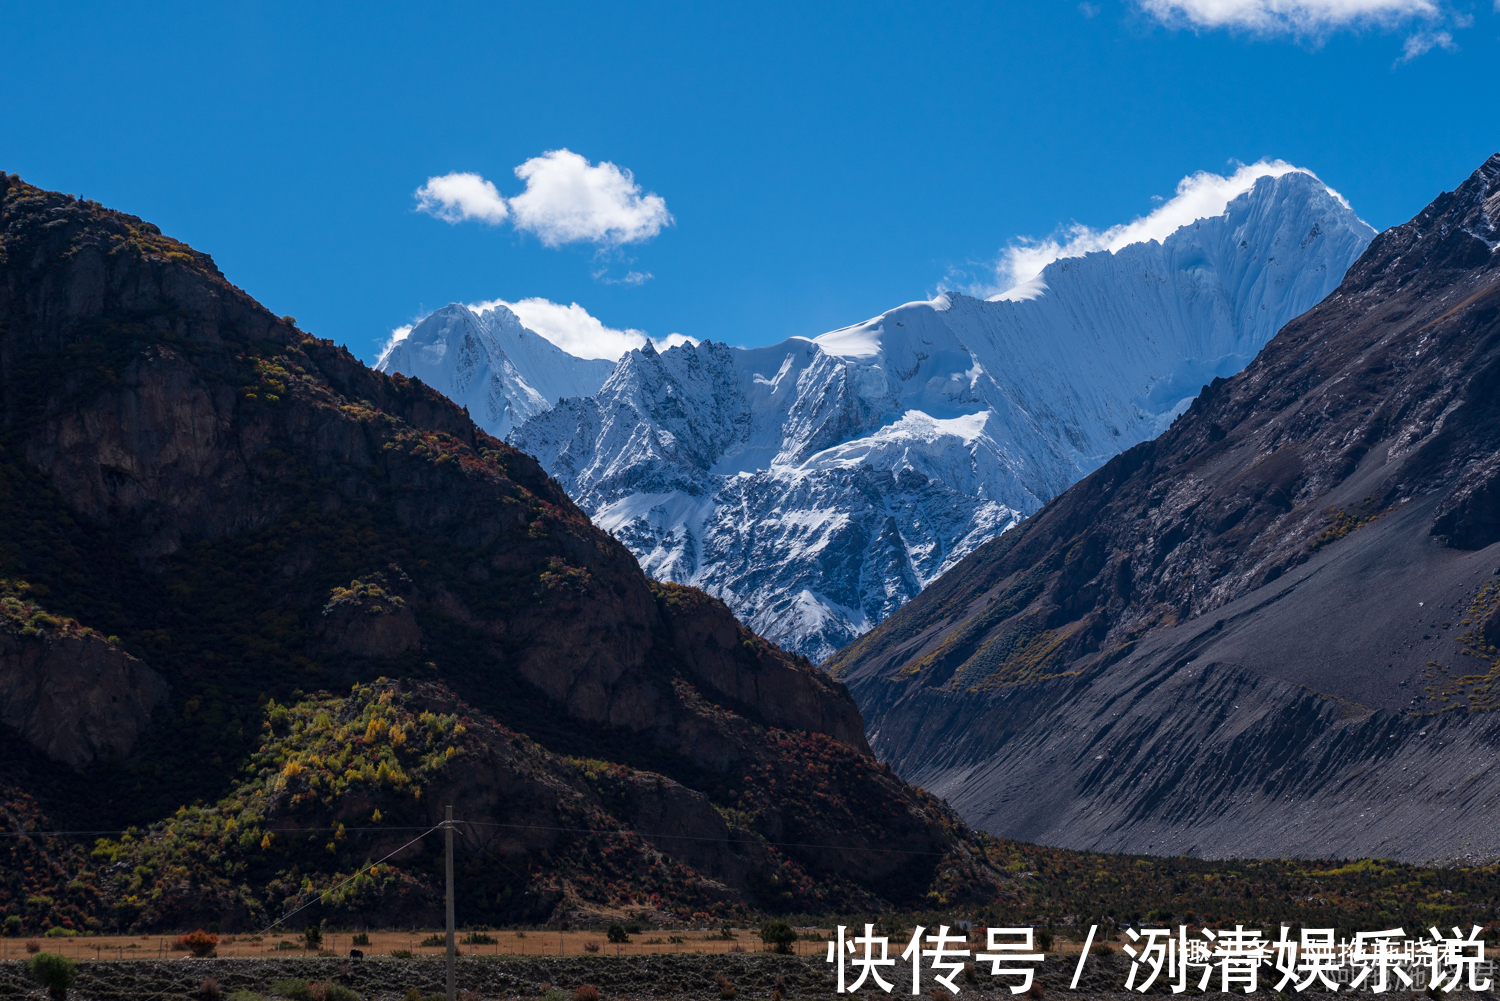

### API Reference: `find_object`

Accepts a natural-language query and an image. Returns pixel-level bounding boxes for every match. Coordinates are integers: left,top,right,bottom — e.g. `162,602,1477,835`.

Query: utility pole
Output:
445,805,455,1001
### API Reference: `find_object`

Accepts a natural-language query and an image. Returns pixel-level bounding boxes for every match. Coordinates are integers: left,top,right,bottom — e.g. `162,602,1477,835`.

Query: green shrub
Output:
606,923,629,944
227,992,267,1001
758,920,796,954
350,932,370,946
388,949,412,959
419,933,446,947
42,927,79,938
3,915,21,935
270,979,310,1000
27,952,78,1000
461,931,496,945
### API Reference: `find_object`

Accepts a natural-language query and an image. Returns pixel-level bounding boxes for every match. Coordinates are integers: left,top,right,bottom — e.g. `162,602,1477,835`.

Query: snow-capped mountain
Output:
376,302,615,438
508,171,1373,660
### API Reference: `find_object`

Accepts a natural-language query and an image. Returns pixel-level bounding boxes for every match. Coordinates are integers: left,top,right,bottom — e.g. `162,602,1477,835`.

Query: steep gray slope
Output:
831,151,1500,863
513,171,1372,660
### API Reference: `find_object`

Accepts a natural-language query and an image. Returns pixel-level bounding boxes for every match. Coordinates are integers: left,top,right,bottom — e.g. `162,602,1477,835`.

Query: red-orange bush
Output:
175,929,218,957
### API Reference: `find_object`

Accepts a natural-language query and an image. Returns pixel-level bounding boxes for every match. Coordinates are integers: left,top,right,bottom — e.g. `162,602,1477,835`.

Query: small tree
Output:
303,926,323,951
759,920,796,954
606,923,630,944
27,952,78,1000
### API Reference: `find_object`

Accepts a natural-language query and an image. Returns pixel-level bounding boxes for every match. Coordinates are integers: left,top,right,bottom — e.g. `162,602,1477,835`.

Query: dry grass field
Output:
0,927,1100,964
0,928,826,963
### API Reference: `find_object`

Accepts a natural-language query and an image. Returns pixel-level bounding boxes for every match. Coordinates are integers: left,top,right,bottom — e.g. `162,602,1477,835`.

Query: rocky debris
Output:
6,950,1471,1001
831,152,1500,861
0,952,1134,1001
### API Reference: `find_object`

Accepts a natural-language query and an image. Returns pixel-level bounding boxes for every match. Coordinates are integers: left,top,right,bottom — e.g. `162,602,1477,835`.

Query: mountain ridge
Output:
0,171,1002,931
501,170,1373,659
828,150,1500,863
376,302,615,439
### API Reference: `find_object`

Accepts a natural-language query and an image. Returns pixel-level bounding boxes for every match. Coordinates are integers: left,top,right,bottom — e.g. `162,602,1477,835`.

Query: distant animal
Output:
349,949,364,959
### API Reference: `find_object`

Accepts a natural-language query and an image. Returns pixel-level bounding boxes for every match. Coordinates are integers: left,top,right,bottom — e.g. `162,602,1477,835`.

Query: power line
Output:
0,824,438,839
255,823,443,937
460,820,952,857
4,818,957,858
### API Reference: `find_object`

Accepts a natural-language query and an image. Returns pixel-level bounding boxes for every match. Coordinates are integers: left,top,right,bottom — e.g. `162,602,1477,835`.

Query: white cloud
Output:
981,160,1351,300
470,296,695,361
508,149,673,248
1396,26,1457,58
414,172,510,225
594,268,654,286
1136,0,1442,34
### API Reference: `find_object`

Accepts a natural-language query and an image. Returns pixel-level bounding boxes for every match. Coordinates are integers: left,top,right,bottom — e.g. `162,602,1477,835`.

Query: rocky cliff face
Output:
0,172,996,929
0,589,168,768
830,151,1500,864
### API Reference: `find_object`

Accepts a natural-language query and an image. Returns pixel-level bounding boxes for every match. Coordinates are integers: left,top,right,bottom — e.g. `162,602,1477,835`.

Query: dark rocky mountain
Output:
0,172,1006,932
829,151,1500,865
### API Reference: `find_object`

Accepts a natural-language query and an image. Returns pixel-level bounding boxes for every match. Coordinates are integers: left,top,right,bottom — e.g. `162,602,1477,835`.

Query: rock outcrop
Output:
0,595,168,767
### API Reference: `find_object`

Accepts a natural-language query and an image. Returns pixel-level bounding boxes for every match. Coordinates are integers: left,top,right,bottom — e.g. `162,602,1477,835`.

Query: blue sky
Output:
3,1,1497,362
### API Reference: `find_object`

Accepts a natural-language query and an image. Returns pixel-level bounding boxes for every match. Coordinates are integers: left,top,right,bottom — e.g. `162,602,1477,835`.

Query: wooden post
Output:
445,805,455,1001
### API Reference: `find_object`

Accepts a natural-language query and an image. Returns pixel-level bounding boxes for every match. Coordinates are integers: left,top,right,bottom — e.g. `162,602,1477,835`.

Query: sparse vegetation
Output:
759,919,797,953
26,952,78,1000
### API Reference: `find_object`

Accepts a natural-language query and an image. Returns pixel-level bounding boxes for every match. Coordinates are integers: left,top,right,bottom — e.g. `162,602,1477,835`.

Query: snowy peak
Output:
511,168,1375,661
376,302,614,438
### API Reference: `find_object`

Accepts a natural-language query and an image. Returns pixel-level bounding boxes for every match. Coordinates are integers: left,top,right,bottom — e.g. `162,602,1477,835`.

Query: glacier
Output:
391,171,1375,662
